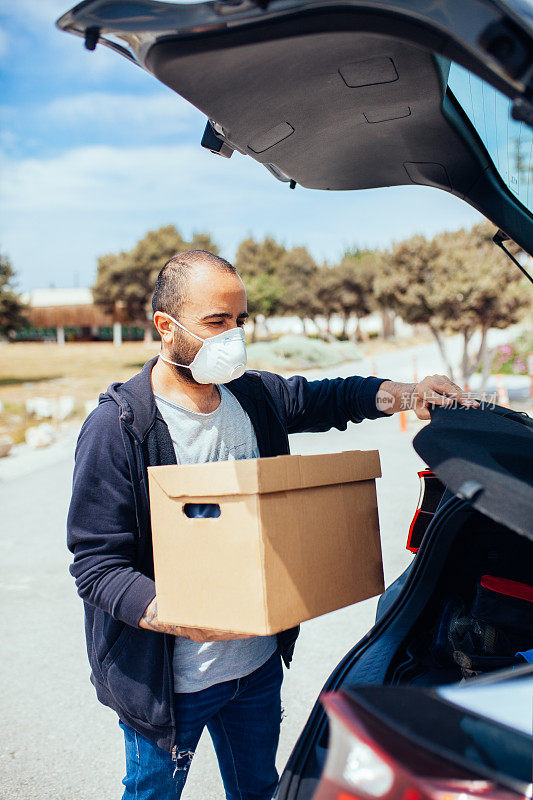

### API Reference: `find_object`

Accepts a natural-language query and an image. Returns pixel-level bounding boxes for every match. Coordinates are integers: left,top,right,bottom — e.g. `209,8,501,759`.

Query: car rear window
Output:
448,62,532,214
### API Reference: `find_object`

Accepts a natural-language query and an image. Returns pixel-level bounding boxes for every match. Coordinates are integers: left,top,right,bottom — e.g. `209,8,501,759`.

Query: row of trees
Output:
235,239,375,341
91,222,530,384
373,225,529,385
1,221,530,384
91,227,402,342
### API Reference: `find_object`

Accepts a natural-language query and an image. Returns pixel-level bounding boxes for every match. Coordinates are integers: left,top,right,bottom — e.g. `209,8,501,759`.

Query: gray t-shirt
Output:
154,384,278,693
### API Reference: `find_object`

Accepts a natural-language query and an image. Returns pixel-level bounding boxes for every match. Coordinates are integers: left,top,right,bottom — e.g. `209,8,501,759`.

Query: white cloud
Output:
0,142,262,213
0,141,483,290
43,91,201,131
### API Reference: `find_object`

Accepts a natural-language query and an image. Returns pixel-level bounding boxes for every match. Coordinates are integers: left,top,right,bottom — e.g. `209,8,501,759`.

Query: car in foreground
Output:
56,2,533,798
316,665,532,800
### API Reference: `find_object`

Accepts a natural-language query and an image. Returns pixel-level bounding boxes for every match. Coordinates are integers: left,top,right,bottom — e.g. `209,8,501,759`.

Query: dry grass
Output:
0,341,160,442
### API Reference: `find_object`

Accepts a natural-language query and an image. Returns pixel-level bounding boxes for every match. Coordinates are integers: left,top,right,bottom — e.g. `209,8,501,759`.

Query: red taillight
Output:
315,693,397,800
313,693,523,800
406,470,446,553
328,787,517,800
416,778,522,800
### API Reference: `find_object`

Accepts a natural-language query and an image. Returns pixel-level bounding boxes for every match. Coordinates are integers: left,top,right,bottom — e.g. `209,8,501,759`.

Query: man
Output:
67,250,476,800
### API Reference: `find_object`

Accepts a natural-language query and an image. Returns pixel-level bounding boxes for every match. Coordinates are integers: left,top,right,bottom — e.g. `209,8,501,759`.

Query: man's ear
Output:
153,311,174,345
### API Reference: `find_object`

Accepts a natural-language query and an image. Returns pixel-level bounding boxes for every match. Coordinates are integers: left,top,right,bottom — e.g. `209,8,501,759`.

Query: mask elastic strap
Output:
158,352,191,370
158,313,203,370
163,313,205,342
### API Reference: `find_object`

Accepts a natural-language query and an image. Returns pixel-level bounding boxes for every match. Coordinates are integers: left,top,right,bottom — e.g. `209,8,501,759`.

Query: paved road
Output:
0,415,423,800
0,329,528,799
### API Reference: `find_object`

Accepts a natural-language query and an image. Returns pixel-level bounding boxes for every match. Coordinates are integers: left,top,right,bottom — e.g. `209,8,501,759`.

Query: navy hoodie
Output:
67,356,388,752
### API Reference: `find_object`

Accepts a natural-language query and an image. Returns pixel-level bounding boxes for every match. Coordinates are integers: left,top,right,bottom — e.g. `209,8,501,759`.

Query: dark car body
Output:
275,403,533,799
57,0,533,253
314,666,533,800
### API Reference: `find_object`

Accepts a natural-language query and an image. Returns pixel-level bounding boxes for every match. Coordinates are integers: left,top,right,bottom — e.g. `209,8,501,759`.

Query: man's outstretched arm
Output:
261,370,477,435
376,374,479,419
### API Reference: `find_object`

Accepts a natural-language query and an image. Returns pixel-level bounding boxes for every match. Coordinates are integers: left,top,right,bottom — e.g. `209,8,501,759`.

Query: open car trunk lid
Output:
413,404,533,541
57,0,533,254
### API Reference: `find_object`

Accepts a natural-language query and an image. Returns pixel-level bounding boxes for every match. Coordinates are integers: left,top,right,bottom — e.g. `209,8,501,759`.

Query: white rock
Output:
57,396,75,420
26,423,56,449
25,397,55,419
0,435,14,458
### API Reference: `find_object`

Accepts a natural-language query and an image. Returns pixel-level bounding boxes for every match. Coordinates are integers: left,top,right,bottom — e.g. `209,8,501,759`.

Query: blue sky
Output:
0,0,489,292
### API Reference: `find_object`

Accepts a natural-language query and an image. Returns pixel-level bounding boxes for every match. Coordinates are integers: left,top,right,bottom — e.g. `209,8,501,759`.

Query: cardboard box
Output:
148,450,384,635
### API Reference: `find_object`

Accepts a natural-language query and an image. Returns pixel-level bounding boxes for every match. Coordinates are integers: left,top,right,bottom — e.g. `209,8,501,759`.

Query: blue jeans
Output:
120,650,284,800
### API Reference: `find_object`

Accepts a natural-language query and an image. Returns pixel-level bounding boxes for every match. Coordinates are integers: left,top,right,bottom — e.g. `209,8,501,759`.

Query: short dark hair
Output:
151,250,238,317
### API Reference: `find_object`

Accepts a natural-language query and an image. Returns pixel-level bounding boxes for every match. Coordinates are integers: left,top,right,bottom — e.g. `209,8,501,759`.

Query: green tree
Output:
513,135,532,184
374,226,531,383
93,225,218,341
331,250,376,340
189,232,220,254
244,273,284,341
234,236,287,339
277,246,320,334
434,223,530,385
373,234,457,375
0,252,27,338
234,236,286,279
314,266,342,340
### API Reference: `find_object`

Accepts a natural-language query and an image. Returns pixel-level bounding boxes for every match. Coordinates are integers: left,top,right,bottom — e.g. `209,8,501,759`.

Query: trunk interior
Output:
385,512,532,686
277,502,533,799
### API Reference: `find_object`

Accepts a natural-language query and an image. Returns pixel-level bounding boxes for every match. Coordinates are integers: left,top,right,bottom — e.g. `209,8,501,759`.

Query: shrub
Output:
247,335,361,371
487,331,531,375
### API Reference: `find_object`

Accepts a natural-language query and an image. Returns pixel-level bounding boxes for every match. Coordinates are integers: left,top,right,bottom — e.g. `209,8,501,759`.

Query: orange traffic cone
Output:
398,410,409,432
496,374,509,407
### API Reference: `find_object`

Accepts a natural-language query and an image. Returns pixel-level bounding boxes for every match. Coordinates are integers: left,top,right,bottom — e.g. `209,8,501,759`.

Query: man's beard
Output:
167,329,201,386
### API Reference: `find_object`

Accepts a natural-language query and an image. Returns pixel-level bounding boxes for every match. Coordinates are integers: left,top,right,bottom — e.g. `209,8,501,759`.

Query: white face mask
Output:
158,312,247,384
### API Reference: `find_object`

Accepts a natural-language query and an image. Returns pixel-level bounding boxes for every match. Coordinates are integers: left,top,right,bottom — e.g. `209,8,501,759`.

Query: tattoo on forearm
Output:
141,599,192,637
142,598,159,627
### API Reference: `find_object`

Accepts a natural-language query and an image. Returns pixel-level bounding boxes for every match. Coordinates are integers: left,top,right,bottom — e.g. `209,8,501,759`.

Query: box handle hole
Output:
182,503,221,518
